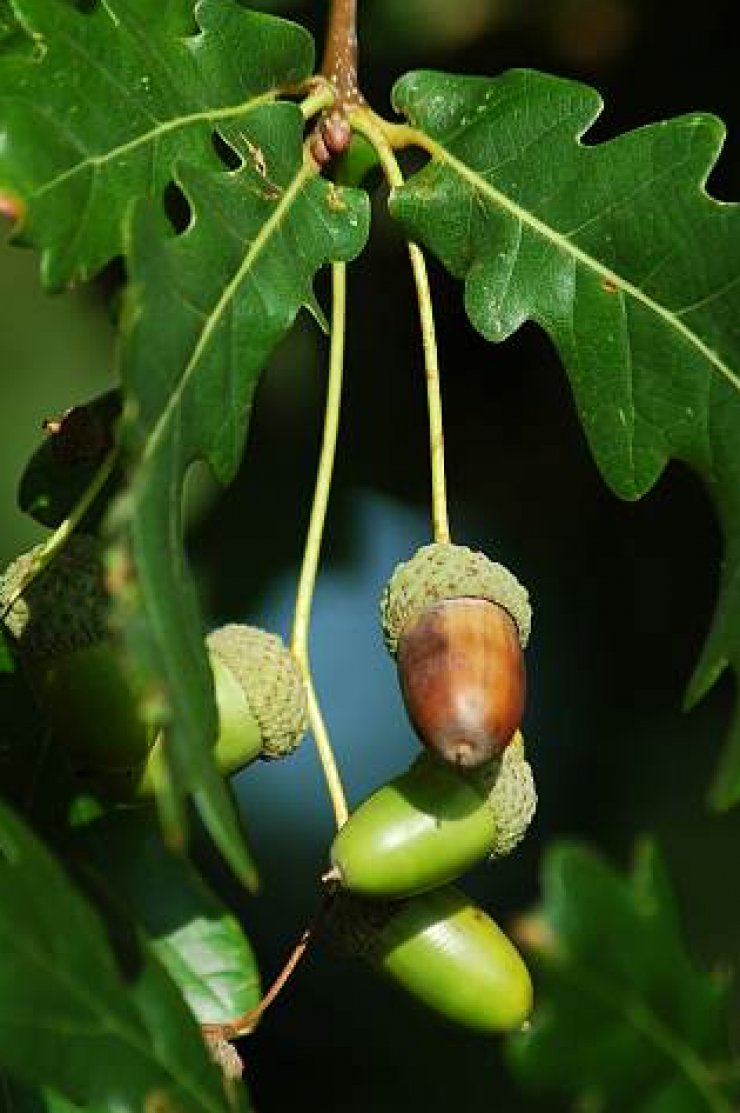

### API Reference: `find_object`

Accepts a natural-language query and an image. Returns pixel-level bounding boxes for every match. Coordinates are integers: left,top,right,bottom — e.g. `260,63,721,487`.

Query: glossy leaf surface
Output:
0,0,314,288
106,115,368,877
74,808,260,1026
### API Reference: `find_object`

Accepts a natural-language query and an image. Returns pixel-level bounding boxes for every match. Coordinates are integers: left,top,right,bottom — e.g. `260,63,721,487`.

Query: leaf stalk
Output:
349,109,451,543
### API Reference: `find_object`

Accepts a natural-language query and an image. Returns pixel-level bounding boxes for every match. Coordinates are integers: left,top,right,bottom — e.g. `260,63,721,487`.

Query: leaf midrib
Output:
142,154,316,465
408,133,740,396
33,93,276,200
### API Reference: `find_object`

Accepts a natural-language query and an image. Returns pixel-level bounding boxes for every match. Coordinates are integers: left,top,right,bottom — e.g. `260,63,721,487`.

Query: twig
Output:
321,0,364,106
202,892,336,1039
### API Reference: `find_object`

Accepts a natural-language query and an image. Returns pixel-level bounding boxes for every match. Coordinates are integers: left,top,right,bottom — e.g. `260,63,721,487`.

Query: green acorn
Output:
1,540,308,796
328,885,533,1033
380,543,531,768
329,733,536,899
1,535,154,781
144,623,308,783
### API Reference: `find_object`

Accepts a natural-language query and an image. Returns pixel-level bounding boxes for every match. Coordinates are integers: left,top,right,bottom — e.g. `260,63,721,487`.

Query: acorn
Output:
152,622,308,777
330,733,536,899
0,534,154,782
1,540,308,796
328,885,533,1033
381,543,531,767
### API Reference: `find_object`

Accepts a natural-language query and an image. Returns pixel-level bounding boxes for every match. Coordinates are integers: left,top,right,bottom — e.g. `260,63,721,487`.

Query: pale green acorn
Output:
327,885,533,1034
330,732,536,899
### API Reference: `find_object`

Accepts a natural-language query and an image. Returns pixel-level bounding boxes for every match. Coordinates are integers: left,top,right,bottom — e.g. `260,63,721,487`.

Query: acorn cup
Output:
139,624,309,795
329,733,536,899
381,543,532,768
1,538,308,798
327,885,533,1034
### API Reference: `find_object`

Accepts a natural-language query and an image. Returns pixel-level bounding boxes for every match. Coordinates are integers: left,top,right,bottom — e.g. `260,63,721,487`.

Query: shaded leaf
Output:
1,1078,106,1113
389,69,740,806
73,808,261,1027
509,841,736,1112
0,801,249,1113
0,0,314,287
105,104,369,878
0,630,13,674
18,390,122,529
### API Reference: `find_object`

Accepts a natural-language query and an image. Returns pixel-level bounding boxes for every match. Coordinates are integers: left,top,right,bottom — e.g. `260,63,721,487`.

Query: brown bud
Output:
396,596,525,768
310,112,352,168
320,113,352,157
310,131,332,167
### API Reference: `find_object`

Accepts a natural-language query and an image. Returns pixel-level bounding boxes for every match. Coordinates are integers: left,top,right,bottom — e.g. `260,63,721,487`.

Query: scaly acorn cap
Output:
380,542,531,657
481,733,537,858
205,624,308,760
1,534,107,658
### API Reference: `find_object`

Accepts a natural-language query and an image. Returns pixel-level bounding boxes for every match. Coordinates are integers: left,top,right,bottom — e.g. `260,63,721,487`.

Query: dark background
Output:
1,1,738,1109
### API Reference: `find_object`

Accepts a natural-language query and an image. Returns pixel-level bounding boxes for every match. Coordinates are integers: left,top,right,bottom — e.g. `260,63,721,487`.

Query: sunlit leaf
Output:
73,808,260,1027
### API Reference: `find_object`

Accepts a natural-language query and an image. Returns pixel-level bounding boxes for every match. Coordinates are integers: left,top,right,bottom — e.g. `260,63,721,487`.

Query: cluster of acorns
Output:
0,537,535,1034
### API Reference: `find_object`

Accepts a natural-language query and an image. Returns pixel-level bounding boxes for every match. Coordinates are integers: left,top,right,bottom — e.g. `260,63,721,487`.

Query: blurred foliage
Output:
510,841,737,1111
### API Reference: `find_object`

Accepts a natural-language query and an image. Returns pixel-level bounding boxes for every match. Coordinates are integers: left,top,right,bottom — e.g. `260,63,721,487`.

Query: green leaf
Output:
0,0,315,288
73,808,261,1027
509,841,736,1113
389,69,740,806
106,105,369,880
0,801,248,1113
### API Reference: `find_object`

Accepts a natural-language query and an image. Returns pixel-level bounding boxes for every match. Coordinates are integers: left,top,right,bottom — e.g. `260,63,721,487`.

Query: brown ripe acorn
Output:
398,597,525,768
381,543,531,768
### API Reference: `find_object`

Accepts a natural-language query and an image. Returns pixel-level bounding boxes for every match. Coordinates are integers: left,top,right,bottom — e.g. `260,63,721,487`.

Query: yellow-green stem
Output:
349,109,451,544
300,83,336,121
1,446,118,621
291,262,349,830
